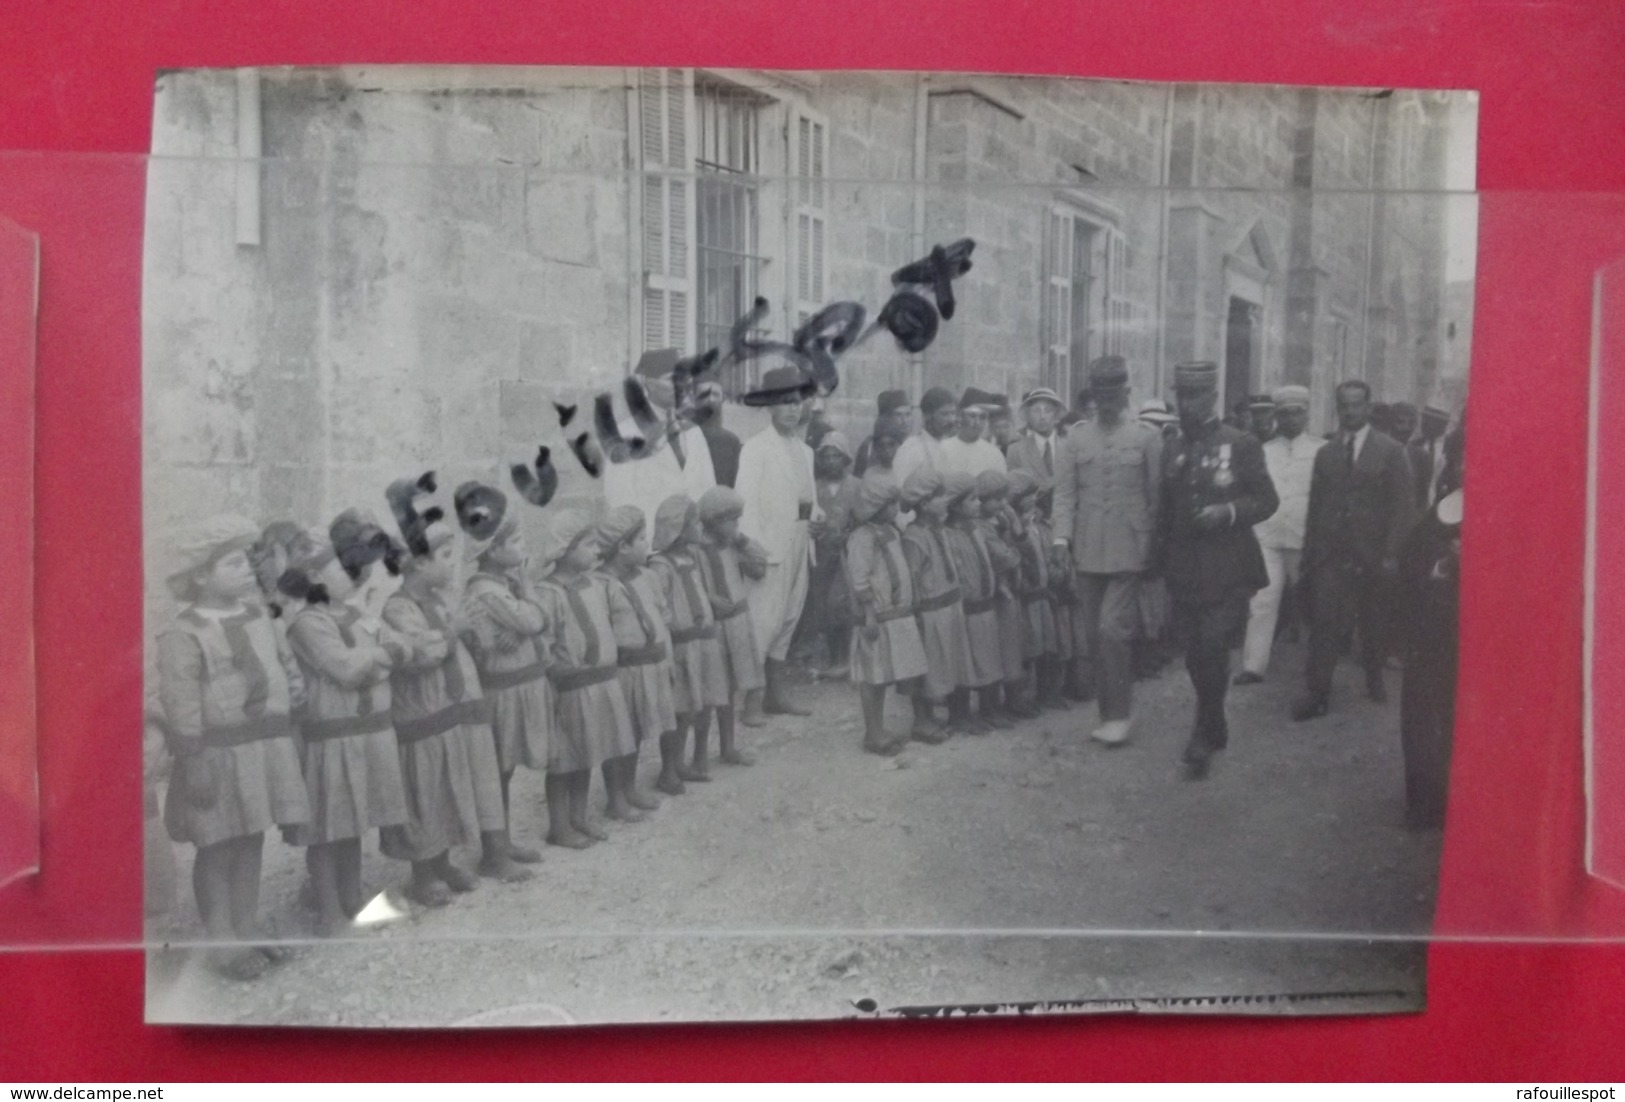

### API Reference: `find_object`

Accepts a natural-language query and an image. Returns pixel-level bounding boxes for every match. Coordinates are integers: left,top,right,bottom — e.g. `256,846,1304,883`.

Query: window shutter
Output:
1106,226,1129,358
790,106,830,328
639,68,696,353
1042,206,1073,392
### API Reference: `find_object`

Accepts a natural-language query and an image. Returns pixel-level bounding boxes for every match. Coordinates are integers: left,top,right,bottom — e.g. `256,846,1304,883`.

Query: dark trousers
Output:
1305,562,1385,699
1175,595,1249,750
1400,644,1456,826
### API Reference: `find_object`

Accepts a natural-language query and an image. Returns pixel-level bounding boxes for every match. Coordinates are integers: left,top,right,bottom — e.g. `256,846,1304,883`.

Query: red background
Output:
5,0,1625,1080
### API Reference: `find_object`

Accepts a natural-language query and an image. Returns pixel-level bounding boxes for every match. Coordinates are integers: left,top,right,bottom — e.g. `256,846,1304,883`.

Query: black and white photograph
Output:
141,66,1477,1027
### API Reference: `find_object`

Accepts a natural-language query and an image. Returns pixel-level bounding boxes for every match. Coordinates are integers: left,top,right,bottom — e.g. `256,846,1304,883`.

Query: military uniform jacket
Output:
1051,418,1163,575
1156,417,1278,603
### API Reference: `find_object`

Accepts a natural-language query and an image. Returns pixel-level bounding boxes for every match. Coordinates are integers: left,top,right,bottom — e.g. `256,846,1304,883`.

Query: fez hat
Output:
959,386,998,412
877,389,911,416
1248,393,1276,411
1173,361,1219,390
920,386,957,415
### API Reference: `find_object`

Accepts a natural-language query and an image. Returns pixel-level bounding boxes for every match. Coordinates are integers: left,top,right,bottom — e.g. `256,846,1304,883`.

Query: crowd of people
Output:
144,348,1465,983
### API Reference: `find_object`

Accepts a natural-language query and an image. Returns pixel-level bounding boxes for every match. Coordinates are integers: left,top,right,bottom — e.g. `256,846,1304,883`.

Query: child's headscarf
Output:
853,477,901,524
165,514,261,600
900,468,944,509
652,495,697,553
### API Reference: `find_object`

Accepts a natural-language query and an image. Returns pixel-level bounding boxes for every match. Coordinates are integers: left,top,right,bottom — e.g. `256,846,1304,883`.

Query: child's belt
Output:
393,699,492,744
478,660,549,692
670,624,719,644
302,711,394,742
618,642,669,667
914,587,963,613
199,714,295,748
548,663,621,692
962,596,998,615
875,605,916,623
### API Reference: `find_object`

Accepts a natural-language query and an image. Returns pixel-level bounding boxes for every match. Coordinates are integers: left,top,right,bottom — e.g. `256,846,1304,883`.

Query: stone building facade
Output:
144,67,1474,594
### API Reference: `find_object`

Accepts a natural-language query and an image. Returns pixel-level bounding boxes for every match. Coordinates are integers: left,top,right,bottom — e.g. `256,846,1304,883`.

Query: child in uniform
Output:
647,495,731,795
457,482,550,870
899,469,972,736
535,508,639,849
281,512,412,937
806,431,861,677
975,469,1040,721
1010,470,1068,711
940,472,1005,730
594,505,671,821
846,478,931,755
695,486,768,774
156,515,310,979
382,501,527,904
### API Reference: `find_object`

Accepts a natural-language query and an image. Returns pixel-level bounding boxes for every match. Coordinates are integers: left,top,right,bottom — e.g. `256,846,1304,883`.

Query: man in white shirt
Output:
892,386,959,486
601,349,718,530
940,387,1009,478
1235,385,1325,684
737,363,824,723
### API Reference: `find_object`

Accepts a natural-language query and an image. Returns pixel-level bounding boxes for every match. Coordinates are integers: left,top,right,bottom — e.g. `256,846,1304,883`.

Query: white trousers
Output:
1241,545,1303,676
748,529,812,663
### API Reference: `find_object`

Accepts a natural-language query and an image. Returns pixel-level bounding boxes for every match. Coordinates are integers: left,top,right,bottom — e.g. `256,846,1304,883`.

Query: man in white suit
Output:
736,363,824,723
601,349,717,529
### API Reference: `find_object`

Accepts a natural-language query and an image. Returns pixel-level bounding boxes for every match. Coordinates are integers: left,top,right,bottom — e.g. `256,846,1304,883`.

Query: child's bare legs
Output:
195,840,267,979
431,850,478,893
225,833,289,964
307,842,348,938
657,723,689,795
603,755,647,823
860,683,903,755
946,687,978,735
979,685,1012,729
718,701,754,766
408,856,452,908
909,679,948,744
623,750,661,811
569,770,607,841
477,829,534,882
335,838,365,920
545,772,591,849
498,769,543,863
1006,671,1040,719
682,709,715,781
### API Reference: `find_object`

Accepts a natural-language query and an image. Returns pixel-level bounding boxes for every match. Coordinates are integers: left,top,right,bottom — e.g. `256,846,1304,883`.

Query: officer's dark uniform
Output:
1157,362,1279,775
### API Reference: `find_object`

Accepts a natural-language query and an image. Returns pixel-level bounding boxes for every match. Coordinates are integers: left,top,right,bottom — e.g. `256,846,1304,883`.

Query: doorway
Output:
1225,296,1259,410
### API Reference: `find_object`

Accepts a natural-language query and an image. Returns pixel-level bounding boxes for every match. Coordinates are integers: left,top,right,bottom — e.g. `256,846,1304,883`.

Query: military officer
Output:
1049,355,1163,746
1156,361,1279,778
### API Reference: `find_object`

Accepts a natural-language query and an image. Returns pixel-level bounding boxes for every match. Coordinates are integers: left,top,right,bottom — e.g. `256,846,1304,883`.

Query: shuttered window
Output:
638,68,696,354
791,107,830,329
1042,201,1146,398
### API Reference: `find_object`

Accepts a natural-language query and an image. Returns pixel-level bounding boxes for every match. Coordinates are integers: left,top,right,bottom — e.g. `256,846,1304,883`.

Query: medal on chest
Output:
1213,443,1234,488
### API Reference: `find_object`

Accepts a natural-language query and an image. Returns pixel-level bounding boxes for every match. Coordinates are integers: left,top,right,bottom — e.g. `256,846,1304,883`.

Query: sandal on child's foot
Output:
655,775,687,796
575,822,610,842
407,881,452,909
547,831,594,850
720,749,756,766
628,789,662,811
505,842,544,864
677,765,713,783
477,857,536,884
863,737,905,757
440,864,480,893
910,725,949,745
209,947,270,983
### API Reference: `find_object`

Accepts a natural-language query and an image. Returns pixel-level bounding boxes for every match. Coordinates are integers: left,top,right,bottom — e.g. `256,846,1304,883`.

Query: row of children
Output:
839,464,1091,756
151,475,780,981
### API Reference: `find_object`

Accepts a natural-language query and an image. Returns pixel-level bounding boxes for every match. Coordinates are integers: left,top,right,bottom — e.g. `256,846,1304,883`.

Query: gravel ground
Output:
146,641,1440,1027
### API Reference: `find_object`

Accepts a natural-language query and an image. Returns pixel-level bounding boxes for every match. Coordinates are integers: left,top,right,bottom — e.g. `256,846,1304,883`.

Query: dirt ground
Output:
145,639,1442,1027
